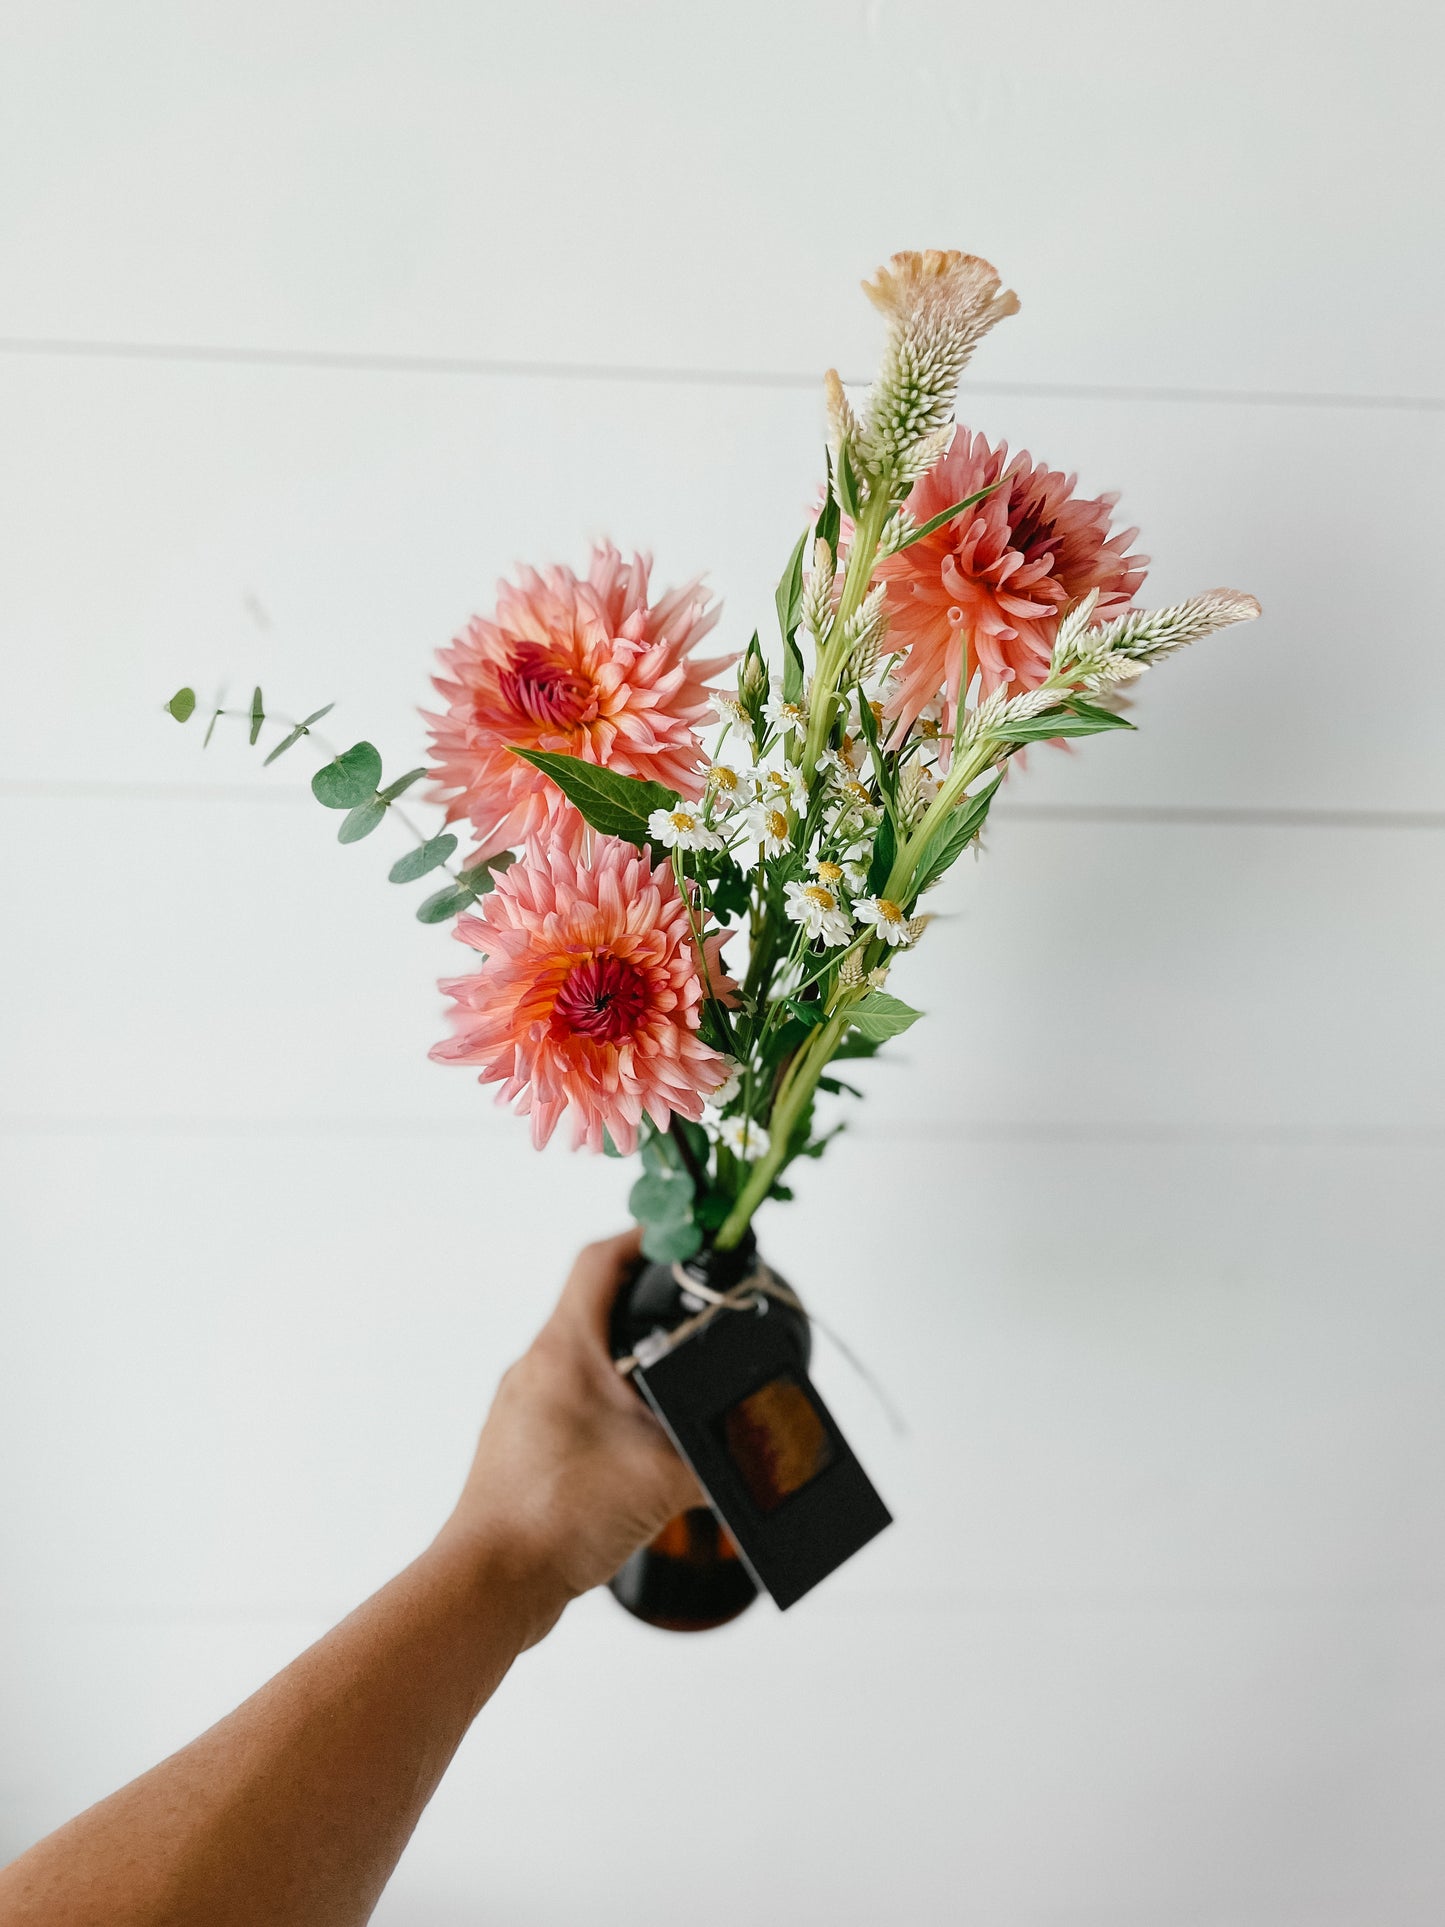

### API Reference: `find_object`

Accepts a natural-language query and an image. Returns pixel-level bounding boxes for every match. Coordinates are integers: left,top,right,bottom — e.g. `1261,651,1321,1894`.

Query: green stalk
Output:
801,490,891,775
713,1009,849,1248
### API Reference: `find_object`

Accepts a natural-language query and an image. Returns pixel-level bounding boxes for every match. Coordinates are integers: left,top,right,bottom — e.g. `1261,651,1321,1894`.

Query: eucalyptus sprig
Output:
164,685,512,922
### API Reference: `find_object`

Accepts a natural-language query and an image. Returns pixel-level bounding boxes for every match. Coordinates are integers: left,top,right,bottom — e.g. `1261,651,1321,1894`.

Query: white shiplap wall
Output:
2,4,1443,1921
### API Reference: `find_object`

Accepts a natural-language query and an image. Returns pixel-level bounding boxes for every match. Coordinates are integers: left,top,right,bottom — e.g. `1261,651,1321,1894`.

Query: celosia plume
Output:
426,544,730,856
877,429,1149,733
431,833,733,1153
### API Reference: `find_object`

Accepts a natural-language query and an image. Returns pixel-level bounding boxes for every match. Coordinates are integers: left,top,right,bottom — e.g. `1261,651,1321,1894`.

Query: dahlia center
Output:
494,644,596,732
552,953,649,1044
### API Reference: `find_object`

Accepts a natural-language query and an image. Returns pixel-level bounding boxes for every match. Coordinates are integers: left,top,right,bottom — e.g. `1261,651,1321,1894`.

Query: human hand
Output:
436,1229,701,1644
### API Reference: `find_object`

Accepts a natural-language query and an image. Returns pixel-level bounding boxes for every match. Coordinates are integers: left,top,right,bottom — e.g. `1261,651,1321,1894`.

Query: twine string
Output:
614,1260,907,1438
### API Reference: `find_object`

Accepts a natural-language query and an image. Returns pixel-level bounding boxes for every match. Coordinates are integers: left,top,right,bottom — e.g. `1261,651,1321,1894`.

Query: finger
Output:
551,1227,643,1346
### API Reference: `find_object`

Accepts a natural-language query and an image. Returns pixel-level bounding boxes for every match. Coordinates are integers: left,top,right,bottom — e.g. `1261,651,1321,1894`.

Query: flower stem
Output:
713,1009,848,1248
801,491,891,776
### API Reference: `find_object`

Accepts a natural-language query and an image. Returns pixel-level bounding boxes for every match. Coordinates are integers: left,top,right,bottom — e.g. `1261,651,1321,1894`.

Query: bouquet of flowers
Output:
168,247,1260,1624
169,247,1258,1269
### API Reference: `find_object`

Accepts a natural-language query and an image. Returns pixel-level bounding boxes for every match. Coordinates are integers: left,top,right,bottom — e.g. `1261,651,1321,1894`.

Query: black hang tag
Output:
632,1294,892,1610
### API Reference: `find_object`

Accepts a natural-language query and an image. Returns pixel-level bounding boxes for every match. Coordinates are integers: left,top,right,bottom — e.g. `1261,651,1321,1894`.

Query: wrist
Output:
428,1513,573,1653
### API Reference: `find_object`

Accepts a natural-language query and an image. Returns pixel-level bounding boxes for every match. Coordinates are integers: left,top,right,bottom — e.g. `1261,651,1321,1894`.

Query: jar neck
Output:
679,1233,759,1294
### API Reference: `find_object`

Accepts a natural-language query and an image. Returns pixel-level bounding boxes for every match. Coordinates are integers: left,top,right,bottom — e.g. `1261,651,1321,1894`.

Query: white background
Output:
2,3,1443,1920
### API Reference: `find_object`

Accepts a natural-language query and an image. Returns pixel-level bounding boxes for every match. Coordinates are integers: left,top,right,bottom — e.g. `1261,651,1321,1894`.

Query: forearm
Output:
0,1529,563,1927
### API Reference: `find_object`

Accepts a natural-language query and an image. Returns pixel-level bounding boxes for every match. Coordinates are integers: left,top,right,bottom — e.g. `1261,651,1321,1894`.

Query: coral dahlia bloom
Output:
426,544,730,857
430,833,733,1154
877,430,1149,733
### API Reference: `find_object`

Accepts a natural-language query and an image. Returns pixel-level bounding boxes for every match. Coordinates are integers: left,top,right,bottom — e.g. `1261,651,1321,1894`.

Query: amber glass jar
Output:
607,1236,809,1631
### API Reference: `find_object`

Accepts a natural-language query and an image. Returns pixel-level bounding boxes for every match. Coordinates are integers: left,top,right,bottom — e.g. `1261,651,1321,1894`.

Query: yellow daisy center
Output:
803,885,837,910
874,898,904,924
708,765,739,792
669,811,697,833
764,809,788,839
814,860,843,883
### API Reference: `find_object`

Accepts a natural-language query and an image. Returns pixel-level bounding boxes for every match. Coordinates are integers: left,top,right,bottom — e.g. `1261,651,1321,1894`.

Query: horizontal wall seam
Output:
3,1118,1442,1147
4,780,1445,830
1,335,1440,413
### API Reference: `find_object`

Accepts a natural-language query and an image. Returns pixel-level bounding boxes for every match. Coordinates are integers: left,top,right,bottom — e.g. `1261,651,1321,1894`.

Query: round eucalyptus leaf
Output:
416,883,475,924
312,742,383,809
389,834,458,884
640,1216,703,1264
629,1170,694,1223
338,797,388,844
165,686,196,723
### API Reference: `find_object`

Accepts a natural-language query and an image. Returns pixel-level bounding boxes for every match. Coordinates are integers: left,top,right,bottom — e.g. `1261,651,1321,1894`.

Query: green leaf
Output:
379,766,428,804
847,989,923,1043
782,631,805,706
312,742,383,808
415,882,477,923
783,995,828,1030
511,749,678,848
338,797,388,843
909,776,1000,898
263,701,335,761
388,833,458,883
833,1031,882,1060
248,686,265,746
696,850,750,924
601,1129,624,1159
412,853,514,922
987,700,1135,745
1063,696,1136,731
640,1217,703,1264
262,724,307,766
836,442,862,519
867,811,896,895
203,707,222,748
816,458,841,562
629,1170,695,1223
774,525,809,645
890,481,1001,552
693,1189,732,1232
456,858,504,896
165,686,196,723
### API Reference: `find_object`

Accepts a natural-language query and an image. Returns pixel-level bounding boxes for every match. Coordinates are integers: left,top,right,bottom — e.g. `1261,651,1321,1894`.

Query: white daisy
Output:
705,1056,743,1110
841,855,870,893
854,895,913,945
646,806,723,853
807,855,847,889
704,762,746,808
714,694,758,755
754,762,809,812
825,778,882,839
784,879,855,948
719,1115,770,1161
747,802,792,859
818,734,865,778
764,689,808,733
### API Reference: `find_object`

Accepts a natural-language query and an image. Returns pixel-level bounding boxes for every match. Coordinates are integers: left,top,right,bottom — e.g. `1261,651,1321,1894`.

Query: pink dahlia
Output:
426,545,730,857
877,430,1149,733
430,833,733,1154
